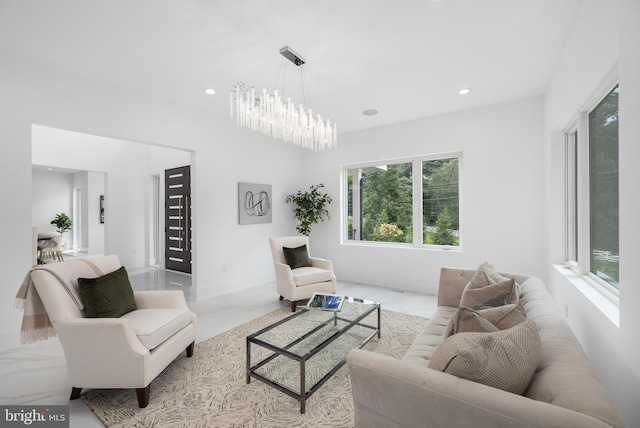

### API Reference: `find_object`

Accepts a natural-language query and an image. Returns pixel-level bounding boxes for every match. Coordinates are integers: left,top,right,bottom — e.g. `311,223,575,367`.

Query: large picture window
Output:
344,154,461,248
588,84,619,288
565,82,619,291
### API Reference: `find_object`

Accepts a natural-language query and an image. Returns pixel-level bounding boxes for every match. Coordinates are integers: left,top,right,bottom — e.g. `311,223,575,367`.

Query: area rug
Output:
82,307,429,427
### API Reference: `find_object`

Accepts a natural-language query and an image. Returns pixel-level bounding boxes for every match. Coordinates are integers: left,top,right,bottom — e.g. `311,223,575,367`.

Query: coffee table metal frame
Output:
246,297,380,413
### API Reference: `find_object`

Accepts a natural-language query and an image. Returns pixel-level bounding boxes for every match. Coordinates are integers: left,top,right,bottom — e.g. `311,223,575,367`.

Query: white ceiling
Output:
0,0,580,134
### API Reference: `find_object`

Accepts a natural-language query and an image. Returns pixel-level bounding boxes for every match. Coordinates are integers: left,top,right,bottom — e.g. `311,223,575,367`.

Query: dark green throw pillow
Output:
78,266,137,318
283,245,312,269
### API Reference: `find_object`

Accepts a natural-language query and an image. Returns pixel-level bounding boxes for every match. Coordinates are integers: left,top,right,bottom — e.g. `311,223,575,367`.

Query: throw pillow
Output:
473,293,510,310
445,307,499,338
446,303,527,337
479,260,511,284
283,244,312,269
78,266,137,318
429,319,541,395
479,260,522,297
459,267,518,309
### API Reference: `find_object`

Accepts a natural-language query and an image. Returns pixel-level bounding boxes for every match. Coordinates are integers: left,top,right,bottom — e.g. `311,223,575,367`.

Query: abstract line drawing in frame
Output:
238,182,272,224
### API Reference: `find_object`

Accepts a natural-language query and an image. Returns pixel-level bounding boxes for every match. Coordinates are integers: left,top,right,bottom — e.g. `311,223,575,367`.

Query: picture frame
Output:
238,182,272,224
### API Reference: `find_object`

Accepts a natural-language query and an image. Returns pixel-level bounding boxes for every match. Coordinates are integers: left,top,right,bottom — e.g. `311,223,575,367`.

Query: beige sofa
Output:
347,267,626,428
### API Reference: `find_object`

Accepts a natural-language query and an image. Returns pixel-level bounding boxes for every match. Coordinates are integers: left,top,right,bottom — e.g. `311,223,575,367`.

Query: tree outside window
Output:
346,154,460,248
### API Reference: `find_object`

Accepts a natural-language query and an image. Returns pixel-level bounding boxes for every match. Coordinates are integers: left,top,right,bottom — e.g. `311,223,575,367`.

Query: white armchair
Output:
28,255,197,408
269,236,337,311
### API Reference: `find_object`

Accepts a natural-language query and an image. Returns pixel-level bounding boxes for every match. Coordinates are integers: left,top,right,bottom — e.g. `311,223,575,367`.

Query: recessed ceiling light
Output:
47,167,53,171
203,88,216,95
458,88,471,95
362,109,379,116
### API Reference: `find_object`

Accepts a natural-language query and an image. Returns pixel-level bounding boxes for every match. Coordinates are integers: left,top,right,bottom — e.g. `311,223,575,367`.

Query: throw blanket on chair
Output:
15,259,104,344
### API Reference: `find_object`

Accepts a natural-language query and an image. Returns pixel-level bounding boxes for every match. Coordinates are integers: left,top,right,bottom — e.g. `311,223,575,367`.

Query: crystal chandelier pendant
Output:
229,47,337,151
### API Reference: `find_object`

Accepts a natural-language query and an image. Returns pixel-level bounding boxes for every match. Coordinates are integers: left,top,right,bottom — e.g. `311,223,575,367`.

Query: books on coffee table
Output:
305,293,345,312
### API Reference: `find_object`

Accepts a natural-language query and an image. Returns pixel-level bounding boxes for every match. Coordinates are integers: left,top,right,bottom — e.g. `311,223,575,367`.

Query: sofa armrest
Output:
134,290,189,310
437,267,475,307
54,318,150,388
347,349,611,428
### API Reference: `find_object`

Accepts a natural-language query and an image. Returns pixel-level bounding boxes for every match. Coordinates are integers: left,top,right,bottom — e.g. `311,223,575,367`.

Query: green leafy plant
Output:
51,213,73,235
285,184,333,236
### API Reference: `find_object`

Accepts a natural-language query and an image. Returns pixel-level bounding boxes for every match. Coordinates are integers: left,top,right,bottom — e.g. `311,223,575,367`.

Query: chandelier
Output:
230,46,337,151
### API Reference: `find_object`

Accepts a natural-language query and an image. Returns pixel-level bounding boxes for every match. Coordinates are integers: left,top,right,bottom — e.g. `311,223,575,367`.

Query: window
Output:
588,85,619,288
565,83,619,290
565,127,578,264
344,153,461,248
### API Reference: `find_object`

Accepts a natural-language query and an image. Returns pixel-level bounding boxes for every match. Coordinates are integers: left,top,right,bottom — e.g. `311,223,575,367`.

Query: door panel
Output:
165,166,191,273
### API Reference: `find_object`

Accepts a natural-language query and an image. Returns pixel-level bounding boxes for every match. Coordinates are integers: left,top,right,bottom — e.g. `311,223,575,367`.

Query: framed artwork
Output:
238,182,272,224
100,195,105,223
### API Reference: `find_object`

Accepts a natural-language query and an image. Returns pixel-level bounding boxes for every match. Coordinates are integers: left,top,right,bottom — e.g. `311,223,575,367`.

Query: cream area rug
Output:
82,307,428,428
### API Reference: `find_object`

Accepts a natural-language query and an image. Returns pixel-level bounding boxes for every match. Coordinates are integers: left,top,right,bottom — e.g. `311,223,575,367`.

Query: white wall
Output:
0,55,302,348
87,171,106,254
304,96,545,296
72,170,89,249
543,0,639,425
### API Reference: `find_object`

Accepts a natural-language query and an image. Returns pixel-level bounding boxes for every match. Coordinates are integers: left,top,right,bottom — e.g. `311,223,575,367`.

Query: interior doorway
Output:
31,124,192,271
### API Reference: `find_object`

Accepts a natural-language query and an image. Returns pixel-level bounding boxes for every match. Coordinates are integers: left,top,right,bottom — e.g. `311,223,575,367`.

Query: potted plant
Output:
285,184,333,236
51,213,73,235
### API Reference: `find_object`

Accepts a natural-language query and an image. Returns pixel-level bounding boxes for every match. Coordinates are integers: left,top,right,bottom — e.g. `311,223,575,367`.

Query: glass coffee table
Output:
246,297,380,413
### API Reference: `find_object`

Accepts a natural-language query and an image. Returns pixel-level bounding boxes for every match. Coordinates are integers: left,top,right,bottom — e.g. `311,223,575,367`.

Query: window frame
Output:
564,71,619,299
341,151,462,250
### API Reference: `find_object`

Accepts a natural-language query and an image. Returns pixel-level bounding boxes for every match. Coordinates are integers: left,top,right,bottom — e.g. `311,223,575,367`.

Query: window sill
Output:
553,264,619,327
342,240,463,252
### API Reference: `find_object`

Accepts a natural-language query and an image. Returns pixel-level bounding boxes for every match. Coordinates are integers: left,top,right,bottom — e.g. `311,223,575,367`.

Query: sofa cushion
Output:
403,306,458,368
120,308,193,350
78,266,137,318
283,244,311,269
446,303,527,337
428,319,541,394
459,267,518,309
292,266,333,286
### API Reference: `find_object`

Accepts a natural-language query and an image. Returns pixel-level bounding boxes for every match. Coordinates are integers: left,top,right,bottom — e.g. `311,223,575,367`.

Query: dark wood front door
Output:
165,165,191,274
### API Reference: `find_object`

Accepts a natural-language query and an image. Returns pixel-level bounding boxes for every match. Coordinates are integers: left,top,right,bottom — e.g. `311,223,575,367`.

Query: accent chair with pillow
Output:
16,255,197,408
268,236,336,311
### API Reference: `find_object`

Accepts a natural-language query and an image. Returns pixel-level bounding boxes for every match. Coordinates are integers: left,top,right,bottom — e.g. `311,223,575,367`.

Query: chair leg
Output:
70,387,82,400
291,301,297,312
136,386,150,408
186,341,194,357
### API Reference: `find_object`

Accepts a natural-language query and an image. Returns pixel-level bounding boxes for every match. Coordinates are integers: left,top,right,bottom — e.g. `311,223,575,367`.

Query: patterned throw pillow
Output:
429,320,541,395
459,268,518,309
479,260,522,297
446,303,527,338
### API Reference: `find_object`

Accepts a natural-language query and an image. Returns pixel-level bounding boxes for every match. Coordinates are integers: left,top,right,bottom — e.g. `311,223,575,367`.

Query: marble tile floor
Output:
1,267,437,427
